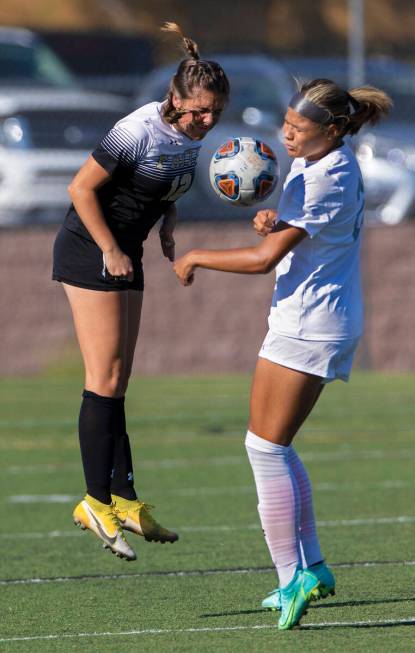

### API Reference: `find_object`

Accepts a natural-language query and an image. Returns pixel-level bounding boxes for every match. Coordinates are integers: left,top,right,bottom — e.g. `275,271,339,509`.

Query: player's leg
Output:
285,383,325,568
287,444,335,597
63,283,136,559
64,283,129,398
249,357,323,445
110,289,143,501
263,440,335,611
110,289,179,544
246,358,324,628
247,358,323,578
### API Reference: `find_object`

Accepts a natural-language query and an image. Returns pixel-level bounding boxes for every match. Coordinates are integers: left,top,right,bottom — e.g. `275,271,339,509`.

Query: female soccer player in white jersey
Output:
174,79,391,629
52,23,229,561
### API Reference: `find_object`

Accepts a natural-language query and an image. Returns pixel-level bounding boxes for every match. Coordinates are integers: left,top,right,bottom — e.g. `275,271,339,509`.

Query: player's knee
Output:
85,362,124,398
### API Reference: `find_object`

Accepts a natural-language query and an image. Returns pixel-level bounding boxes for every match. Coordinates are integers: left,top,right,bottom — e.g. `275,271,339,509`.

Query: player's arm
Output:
67,156,133,279
159,203,177,262
174,221,307,286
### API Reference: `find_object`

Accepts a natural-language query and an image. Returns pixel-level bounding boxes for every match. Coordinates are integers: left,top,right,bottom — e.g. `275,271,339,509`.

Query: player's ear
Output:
326,123,341,140
172,95,182,109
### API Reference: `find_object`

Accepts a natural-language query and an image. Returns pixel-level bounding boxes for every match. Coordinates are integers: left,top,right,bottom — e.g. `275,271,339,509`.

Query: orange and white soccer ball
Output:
209,136,279,206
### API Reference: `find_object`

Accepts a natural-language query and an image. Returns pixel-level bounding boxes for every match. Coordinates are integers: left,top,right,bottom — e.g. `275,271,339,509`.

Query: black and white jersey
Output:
64,102,201,241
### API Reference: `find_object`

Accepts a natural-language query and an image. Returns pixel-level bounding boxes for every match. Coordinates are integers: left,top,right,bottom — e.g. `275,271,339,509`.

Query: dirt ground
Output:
0,222,414,375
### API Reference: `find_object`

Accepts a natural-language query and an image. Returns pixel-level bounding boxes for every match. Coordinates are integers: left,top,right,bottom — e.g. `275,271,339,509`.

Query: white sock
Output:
245,430,301,587
288,446,323,568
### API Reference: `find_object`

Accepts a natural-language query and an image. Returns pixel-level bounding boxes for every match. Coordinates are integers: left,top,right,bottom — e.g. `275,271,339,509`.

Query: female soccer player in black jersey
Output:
52,23,229,560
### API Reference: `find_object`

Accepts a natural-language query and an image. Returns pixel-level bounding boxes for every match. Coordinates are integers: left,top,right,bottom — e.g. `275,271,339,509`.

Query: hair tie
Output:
347,94,360,115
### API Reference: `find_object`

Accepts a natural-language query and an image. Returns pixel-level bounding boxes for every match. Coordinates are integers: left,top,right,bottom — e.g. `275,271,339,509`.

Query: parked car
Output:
135,54,294,219
0,27,130,226
0,26,74,88
39,30,155,98
281,56,415,225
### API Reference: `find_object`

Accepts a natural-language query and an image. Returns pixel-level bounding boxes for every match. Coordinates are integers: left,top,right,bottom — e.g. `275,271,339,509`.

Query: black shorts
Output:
52,225,144,291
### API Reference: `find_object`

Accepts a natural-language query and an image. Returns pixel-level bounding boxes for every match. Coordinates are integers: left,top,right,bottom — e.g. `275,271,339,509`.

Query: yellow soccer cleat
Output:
73,495,136,561
112,495,179,544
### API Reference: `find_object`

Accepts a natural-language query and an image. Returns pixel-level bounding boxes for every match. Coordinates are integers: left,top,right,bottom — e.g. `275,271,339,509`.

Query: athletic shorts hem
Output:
258,331,360,383
52,275,141,292
257,351,349,383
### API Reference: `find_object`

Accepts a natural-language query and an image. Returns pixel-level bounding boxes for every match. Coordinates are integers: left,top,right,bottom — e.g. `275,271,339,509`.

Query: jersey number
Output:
162,173,192,202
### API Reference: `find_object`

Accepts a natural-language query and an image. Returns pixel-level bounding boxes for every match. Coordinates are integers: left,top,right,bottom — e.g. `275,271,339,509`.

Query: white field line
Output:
1,515,414,542
169,516,415,532
4,447,415,475
1,618,415,643
1,560,414,587
8,495,78,504
6,463,79,474
7,478,412,505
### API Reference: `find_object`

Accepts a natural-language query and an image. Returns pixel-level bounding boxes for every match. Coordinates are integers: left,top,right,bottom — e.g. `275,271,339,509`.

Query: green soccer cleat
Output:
262,561,335,611
277,568,320,630
262,587,282,611
308,561,336,600
112,495,179,543
73,495,136,561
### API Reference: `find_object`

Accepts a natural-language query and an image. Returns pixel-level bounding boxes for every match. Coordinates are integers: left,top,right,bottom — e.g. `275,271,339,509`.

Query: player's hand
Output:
160,204,177,261
160,230,175,261
253,209,277,237
103,247,134,281
174,253,195,286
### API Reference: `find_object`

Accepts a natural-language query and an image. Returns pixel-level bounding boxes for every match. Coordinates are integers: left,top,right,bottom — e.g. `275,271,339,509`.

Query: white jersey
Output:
269,143,364,341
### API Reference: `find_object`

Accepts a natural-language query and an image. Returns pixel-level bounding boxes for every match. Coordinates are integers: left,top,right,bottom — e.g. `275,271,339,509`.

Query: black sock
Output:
110,398,137,501
78,389,124,504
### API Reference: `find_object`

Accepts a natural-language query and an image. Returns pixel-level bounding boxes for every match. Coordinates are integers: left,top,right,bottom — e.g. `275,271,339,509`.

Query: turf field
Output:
0,370,414,652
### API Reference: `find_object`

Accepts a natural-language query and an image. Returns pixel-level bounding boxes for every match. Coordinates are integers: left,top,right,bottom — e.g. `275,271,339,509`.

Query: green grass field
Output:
0,371,414,652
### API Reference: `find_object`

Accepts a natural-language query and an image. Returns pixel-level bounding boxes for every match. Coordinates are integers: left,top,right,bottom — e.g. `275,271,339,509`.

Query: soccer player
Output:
52,23,229,561
174,79,391,628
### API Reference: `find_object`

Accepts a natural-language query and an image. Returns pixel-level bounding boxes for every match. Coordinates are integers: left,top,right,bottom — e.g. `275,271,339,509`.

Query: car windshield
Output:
224,73,287,120
0,41,75,87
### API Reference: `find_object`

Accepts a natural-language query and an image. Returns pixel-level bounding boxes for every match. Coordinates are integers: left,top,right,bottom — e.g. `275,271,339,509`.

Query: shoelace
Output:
113,501,155,521
102,503,124,535
136,501,155,514
113,501,160,530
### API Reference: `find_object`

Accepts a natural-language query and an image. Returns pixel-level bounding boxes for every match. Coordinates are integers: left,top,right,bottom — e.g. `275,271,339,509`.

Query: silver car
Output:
0,27,130,225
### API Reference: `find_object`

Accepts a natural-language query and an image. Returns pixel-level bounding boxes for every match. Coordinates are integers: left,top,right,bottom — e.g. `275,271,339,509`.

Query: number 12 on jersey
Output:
162,173,192,202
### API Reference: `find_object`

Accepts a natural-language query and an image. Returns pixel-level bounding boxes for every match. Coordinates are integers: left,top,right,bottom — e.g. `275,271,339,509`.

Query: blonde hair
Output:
299,78,392,135
160,22,230,124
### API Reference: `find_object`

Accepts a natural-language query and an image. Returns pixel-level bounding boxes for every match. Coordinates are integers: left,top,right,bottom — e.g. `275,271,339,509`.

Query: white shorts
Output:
258,331,360,383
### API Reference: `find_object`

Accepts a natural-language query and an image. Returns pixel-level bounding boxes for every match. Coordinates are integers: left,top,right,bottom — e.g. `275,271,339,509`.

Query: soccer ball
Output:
209,136,279,207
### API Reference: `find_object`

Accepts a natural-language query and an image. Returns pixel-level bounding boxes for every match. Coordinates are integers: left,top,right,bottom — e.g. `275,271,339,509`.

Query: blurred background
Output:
0,0,414,375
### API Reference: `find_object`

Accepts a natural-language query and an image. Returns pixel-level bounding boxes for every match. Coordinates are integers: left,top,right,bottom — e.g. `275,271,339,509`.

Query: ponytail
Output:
160,22,230,124
347,86,393,134
161,21,200,60
297,79,392,136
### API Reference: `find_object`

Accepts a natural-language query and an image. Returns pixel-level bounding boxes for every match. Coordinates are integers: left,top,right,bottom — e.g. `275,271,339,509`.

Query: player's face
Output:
283,107,339,161
172,89,225,140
